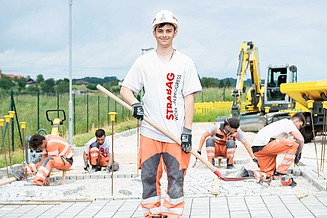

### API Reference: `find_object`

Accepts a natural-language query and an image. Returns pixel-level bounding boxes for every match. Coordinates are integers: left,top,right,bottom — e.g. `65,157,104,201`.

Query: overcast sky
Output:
0,0,326,82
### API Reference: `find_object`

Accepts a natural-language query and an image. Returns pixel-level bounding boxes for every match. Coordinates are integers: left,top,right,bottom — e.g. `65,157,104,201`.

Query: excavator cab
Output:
264,65,297,112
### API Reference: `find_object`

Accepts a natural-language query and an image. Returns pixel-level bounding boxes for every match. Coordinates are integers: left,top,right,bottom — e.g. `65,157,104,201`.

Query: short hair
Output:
225,118,240,129
29,134,45,151
154,22,177,31
291,112,306,127
95,129,105,138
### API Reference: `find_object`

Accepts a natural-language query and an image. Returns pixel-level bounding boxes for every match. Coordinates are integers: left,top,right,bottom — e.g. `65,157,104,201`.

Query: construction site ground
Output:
1,122,327,217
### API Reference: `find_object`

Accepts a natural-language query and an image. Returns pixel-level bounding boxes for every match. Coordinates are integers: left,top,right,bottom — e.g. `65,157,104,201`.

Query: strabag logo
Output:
165,72,181,121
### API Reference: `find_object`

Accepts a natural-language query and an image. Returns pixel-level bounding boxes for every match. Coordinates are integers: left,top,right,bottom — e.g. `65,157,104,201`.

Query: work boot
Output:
280,175,297,187
11,168,27,181
226,164,235,169
89,166,97,173
211,158,216,166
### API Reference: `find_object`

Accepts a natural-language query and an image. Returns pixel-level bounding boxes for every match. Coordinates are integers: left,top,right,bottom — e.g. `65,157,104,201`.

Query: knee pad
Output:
206,138,215,147
226,139,236,148
89,142,99,149
41,157,54,167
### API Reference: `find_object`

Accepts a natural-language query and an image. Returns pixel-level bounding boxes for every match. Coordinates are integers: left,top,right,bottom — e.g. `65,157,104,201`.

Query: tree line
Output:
0,73,254,94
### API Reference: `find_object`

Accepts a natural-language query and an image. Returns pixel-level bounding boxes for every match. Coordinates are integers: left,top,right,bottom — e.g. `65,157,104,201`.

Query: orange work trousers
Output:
254,138,298,178
139,135,191,218
33,156,72,186
206,138,236,165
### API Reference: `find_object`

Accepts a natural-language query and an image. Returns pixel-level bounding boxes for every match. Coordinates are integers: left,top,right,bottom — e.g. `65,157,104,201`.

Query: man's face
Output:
293,119,304,130
153,24,176,48
225,125,238,134
96,135,106,145
37,140,47,151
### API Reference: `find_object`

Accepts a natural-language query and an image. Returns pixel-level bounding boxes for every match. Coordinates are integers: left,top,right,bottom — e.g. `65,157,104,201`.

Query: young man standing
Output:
197,118,257,169
241,112,305,186
83,129,119,172
120,10,202,218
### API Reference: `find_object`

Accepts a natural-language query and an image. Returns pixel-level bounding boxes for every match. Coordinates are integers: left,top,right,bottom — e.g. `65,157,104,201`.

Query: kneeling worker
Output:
12,134,74,186
83,129,119,172
197,118,257,169
241,112,305,186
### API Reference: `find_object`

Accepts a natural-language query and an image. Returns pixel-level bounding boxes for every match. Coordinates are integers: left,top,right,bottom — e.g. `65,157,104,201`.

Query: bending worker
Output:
83,128,119,172
241,112,305,186
11,134,74,186
197,118,257,169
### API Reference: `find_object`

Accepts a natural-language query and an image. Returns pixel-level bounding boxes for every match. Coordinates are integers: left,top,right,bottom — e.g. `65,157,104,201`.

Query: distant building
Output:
75,80,89,85
26,78,37,85
72,89,87,95
0,73,23,79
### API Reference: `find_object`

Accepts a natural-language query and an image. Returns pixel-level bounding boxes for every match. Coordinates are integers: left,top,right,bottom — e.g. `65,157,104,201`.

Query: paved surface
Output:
1,123,327,217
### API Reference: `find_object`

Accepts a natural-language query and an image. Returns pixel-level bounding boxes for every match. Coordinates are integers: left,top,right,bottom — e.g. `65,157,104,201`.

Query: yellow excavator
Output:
231,41,298,131
281,80,327,142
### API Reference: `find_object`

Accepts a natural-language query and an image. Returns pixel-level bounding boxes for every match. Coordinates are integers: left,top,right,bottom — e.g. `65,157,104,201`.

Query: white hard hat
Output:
152,10,178,29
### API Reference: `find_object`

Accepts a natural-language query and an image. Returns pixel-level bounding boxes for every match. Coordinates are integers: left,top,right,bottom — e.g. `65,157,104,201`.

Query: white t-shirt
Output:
122,50,202,142
252,119,298,146
84,136,111,157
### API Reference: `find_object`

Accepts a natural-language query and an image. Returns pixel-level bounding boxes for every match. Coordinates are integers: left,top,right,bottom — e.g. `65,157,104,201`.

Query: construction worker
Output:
240,112,305,186
197,118,257,169
83,128,119,172
11,134,74,186
120,9,202,218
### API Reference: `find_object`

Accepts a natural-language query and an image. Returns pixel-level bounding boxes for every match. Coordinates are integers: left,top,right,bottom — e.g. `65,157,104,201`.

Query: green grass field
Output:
0,87,235,168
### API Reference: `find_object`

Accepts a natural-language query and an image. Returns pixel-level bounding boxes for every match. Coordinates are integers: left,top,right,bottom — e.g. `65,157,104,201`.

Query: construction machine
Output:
231,41,298,131
281,80,327,142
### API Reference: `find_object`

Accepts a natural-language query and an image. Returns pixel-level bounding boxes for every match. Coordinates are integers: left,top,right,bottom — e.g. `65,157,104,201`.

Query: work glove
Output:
181,127,192,153
84,161,90,171
294,152,302,165
132,102,144,120
253,157,259,167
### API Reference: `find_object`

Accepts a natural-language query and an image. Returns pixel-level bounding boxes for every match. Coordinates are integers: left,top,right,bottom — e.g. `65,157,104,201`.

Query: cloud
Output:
0,0,326,82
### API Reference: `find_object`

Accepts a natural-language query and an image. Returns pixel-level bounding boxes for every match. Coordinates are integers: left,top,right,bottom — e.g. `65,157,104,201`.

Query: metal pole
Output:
9,111,15,152
20,122,27,177
136,120,140,176
68,0,73,146
108,112,117,196
0,119,9,177
4,115,11,172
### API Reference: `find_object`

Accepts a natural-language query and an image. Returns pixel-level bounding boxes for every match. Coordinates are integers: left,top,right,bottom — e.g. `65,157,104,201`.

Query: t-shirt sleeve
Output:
122,59,144,94
84,137,96,154
237,129,245,141
182,59,202,97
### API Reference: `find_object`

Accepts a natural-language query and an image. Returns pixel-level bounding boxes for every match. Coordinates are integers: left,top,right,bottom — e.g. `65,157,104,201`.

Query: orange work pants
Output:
139,135,191,218
33,156,72,186
254,138,298,178
206,138,236,165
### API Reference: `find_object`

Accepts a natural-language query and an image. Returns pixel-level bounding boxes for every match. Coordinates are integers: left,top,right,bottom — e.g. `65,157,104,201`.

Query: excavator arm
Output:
231,41,262,118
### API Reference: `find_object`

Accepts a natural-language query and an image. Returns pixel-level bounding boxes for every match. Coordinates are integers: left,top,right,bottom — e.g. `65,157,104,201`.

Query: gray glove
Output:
294,152,301,165
253,157,259,167
132,102,144,120
181,127,192,153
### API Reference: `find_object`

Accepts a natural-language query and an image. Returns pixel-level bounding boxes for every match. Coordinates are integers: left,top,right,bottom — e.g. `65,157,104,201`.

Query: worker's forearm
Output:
197,137,205,151
120,86,138,106
184,94,195,129
243,141,255,159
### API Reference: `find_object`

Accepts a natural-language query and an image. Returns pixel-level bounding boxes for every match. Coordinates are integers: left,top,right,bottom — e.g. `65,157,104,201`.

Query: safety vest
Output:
212,123,238,146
